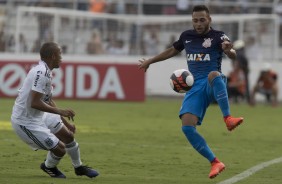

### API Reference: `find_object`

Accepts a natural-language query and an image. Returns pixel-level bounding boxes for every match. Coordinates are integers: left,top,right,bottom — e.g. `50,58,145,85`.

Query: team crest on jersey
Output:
202,38,213,48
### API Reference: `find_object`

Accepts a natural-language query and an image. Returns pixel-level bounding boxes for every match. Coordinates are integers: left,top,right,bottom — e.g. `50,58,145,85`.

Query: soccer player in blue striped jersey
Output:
138,5,244,179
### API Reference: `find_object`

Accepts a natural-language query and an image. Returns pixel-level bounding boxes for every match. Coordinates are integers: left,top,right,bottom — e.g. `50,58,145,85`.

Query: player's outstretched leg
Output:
210,74,244,131
40,162,66,178
224,115,244,131
209,158,225,179
182,125,226,178
75,165,99,178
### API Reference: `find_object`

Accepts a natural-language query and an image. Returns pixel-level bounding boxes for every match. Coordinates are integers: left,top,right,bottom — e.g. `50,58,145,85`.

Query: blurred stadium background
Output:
0,0,282,101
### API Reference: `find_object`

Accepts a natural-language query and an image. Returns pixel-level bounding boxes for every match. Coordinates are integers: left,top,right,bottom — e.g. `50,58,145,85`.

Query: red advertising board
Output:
0,61,145,101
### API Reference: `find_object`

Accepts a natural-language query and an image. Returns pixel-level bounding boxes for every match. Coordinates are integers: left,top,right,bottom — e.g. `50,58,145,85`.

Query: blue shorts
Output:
179,74,227,125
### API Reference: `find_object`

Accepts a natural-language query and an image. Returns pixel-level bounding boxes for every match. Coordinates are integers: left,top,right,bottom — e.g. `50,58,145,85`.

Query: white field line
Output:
217,156,282,184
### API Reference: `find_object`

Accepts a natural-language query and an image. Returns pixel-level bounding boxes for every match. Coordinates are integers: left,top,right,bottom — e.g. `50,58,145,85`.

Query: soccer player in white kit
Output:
11,42,99,178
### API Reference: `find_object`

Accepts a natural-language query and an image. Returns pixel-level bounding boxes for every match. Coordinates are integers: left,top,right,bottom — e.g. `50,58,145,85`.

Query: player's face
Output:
192,11,211,35
51,47,62,69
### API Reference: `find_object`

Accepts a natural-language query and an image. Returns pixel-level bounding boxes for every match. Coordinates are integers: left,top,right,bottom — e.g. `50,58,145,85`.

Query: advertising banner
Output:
0,61,145,101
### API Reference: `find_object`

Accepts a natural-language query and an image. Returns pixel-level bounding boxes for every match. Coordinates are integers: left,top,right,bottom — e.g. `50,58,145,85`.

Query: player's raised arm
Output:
138,47,180,72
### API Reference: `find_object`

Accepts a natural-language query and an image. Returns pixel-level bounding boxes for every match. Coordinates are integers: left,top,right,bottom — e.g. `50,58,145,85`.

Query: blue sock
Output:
211,76,230,117
182,125,215,162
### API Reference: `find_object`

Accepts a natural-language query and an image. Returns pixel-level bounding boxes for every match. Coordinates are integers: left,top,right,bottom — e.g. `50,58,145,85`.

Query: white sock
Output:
65,140,82,168
45,151,62,168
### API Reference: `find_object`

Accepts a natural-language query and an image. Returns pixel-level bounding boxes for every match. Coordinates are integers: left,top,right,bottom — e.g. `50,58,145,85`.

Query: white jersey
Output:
11,60,53,125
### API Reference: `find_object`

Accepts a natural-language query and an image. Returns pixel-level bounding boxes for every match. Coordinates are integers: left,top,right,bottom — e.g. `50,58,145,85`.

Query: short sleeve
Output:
173,33,184,52
31,70,48,94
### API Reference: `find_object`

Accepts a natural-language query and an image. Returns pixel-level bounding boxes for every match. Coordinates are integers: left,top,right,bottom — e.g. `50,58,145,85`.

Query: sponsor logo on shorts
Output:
44,137,54,147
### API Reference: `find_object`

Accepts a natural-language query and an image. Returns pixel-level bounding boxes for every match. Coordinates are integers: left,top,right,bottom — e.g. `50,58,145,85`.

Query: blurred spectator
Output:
250,63,278,107
229,5,243,14
7,35,15,52
176,0,190,14
77,1,89,11
61,45,68,54
227,60,246,103
0,30,5,52
126,2,138,14
89,0,107,13
108,1,125,14
107,39,128,55
233,40,250,103
245,36,262,61
143,31,159,56
87,30,104,54
237,0,249,13
115,1,126,14
19,33,28,53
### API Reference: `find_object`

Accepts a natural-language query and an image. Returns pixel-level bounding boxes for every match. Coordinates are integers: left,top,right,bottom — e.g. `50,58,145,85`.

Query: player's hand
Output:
58,109,75,121
138,58,150,72
221,41,233,52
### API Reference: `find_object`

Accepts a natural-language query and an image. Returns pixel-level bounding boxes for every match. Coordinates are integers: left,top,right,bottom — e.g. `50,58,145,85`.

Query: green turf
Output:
1,98,281,184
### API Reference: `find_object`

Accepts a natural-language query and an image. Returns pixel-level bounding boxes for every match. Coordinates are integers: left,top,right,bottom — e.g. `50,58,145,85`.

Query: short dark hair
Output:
192,5,210,15
40,42,59,60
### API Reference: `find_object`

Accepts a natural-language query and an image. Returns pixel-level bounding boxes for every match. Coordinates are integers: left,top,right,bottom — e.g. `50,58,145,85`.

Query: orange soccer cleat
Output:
209,159,225,179
224,116,244,131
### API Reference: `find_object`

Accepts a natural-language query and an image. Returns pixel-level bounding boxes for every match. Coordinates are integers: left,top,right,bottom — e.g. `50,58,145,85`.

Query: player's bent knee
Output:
55,126,74,144
181,113,198,126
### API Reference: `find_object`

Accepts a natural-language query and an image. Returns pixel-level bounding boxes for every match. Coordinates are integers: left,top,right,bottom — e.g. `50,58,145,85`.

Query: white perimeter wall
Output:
0,54,281,101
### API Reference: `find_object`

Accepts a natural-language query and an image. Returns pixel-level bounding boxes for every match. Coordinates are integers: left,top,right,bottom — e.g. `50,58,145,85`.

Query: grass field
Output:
1,98,282,184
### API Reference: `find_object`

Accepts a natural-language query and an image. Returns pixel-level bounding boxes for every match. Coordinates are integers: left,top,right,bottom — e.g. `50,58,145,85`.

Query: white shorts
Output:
11,113,64,151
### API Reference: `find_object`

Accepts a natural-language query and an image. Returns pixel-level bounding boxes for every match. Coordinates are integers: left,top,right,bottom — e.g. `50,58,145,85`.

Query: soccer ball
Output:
170,69,194,93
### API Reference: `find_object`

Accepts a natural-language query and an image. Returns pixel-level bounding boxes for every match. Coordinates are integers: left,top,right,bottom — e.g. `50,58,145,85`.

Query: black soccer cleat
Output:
75,165,99,178
40,163,66,178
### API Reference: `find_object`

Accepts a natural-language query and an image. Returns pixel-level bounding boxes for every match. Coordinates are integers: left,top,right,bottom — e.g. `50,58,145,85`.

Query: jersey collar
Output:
39,60,51,71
